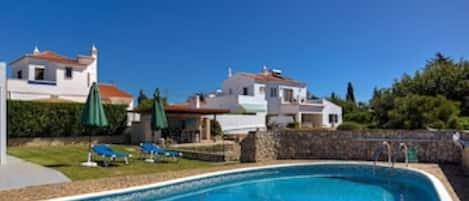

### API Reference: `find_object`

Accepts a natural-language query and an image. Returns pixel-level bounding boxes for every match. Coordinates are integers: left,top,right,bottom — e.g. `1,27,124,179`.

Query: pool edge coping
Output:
48,161,453,201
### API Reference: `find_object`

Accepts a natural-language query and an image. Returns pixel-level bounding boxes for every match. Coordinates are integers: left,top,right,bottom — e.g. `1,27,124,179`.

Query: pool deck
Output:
0,156,70,191
0,160,466,201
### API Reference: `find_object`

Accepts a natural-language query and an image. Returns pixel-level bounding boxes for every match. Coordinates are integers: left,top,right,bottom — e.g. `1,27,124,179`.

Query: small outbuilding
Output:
129,104,229,144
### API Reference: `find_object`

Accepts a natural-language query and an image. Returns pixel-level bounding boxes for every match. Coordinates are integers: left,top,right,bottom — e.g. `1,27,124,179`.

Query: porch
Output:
129,105,229,144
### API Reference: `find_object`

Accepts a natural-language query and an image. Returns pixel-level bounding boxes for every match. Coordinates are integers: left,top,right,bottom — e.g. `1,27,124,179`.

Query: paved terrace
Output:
0,156,70,191
0,160,467,201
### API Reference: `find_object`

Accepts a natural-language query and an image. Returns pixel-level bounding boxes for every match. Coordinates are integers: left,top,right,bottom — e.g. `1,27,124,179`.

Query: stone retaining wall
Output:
240,130,466,163
179,151,226,162
8,135,128,146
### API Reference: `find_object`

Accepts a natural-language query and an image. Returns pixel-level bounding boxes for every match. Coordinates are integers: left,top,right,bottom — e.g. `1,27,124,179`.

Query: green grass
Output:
8,144,221,181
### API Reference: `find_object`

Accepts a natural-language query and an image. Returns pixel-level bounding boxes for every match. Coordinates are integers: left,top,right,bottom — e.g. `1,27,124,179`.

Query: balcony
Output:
27,80,57,86
278,99,324,114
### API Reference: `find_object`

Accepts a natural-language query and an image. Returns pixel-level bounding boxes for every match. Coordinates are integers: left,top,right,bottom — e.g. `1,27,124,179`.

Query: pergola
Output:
0,63,6,165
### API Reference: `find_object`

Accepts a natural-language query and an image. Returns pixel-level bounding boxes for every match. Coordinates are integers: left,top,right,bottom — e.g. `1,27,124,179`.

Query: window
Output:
17,70,23,79
228,88,233,95
270,87,278,97
34,68,45,80
65,67,73,79
328,114,338,124
242,87,248,95
283,89,293,102
259,86,265,95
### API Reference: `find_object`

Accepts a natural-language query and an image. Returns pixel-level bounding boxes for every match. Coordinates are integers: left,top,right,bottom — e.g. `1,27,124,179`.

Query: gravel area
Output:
0,160,464,201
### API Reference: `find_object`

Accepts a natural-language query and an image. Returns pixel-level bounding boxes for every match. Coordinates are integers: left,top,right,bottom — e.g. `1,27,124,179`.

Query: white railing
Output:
237,95,266,105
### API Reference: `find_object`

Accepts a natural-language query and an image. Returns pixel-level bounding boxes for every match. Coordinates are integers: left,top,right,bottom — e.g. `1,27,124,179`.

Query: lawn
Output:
8,144,222,181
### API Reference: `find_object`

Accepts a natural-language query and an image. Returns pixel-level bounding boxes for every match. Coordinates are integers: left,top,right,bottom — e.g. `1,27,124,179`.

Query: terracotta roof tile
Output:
239,72,305,87
10,50,93,66
98,83,133,99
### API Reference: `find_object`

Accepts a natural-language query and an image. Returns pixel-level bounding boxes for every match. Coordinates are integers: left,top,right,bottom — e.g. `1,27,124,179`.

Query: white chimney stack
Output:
190,95,200,108
90,44,97,58
33,46,40,54
228,67,232,78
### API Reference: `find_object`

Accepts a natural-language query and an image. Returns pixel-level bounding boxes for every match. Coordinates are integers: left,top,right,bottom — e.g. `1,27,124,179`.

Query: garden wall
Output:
240,130,466,163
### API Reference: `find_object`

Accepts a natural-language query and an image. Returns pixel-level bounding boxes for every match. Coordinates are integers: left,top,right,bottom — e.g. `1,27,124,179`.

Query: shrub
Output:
458,117,469,130
8,100,128,138
344,111,371,124
337,121,364,130
287,121,300,129
210,119,223,136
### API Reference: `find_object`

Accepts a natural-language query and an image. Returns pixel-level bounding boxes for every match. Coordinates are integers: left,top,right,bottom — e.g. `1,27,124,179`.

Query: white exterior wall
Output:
0,63,6,165
201,71,342,130
7,79,88,102
222,74,256,96
8,50,98,102
321,99,343,128
199,74,267,134
207,113,266,134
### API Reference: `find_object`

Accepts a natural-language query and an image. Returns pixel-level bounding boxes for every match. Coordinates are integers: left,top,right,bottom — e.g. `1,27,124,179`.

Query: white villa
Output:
193,67,342,134
7,45,133,108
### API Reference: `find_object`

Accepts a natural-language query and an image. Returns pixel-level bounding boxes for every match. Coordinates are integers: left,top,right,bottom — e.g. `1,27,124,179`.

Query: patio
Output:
0,155,70,191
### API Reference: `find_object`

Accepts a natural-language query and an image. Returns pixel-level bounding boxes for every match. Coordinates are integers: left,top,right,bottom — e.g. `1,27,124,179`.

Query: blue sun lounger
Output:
140,142,182,162
92,144,129,166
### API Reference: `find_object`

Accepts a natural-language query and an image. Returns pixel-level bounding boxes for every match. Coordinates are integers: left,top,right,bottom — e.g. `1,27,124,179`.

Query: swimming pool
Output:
53,162,452,201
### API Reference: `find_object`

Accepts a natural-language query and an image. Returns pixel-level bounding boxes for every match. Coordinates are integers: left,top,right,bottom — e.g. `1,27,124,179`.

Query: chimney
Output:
190,95,200,108
262,65,270,75
90,44,97,58
33,46,40,55
228,67,232,78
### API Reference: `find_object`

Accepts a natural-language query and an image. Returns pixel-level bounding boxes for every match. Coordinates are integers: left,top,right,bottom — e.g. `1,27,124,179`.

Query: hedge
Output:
8,100,128,138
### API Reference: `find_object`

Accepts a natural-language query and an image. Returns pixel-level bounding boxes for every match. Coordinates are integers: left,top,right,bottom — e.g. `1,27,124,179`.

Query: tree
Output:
137,89,148,106
136,89,168,110
346,82,356,104
386,95,460,129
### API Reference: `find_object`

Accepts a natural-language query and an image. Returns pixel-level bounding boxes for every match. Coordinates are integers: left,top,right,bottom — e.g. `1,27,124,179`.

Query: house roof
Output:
239,72,305,87
97,83,133,99
10,50,93,66
131,105,229,115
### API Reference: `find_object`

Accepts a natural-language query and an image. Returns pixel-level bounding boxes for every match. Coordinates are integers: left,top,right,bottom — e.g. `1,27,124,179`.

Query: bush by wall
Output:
286,121,300,129
210,119,222,136
336,121,364,131
8,100,128,138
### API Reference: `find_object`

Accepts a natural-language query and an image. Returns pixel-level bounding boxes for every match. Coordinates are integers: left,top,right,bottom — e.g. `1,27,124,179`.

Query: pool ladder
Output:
372,141,409,168
392,143,409,167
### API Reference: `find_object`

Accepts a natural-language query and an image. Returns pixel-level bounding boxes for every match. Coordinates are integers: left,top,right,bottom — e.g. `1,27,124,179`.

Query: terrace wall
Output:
240,130,467,163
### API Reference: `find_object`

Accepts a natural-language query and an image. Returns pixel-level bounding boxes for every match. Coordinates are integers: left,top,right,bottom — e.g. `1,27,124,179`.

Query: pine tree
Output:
137,89,148,107
346,82,356,103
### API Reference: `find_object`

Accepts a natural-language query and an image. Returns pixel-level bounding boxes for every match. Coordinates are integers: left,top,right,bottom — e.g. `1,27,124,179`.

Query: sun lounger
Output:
140,142,182,162
92,144,129,166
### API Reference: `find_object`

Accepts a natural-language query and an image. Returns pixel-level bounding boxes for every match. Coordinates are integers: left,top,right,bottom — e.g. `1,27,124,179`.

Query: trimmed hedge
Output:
8,100,128,138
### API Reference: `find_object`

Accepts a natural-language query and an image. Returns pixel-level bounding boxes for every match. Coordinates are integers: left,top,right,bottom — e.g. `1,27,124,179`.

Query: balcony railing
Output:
27,80,57,86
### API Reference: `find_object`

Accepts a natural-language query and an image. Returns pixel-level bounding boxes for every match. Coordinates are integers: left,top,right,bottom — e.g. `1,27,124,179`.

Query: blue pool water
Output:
75,164,442,201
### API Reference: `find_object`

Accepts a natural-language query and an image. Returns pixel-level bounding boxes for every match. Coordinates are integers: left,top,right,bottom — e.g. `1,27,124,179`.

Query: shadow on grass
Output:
438,164,469,201
44,164,70,168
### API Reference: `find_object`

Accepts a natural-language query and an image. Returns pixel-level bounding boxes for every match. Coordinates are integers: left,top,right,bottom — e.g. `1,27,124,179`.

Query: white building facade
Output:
198,67,342,133
7,46,133,108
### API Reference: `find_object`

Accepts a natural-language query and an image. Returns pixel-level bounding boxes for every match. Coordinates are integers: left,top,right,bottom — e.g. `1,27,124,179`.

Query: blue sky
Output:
1,0,468,103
